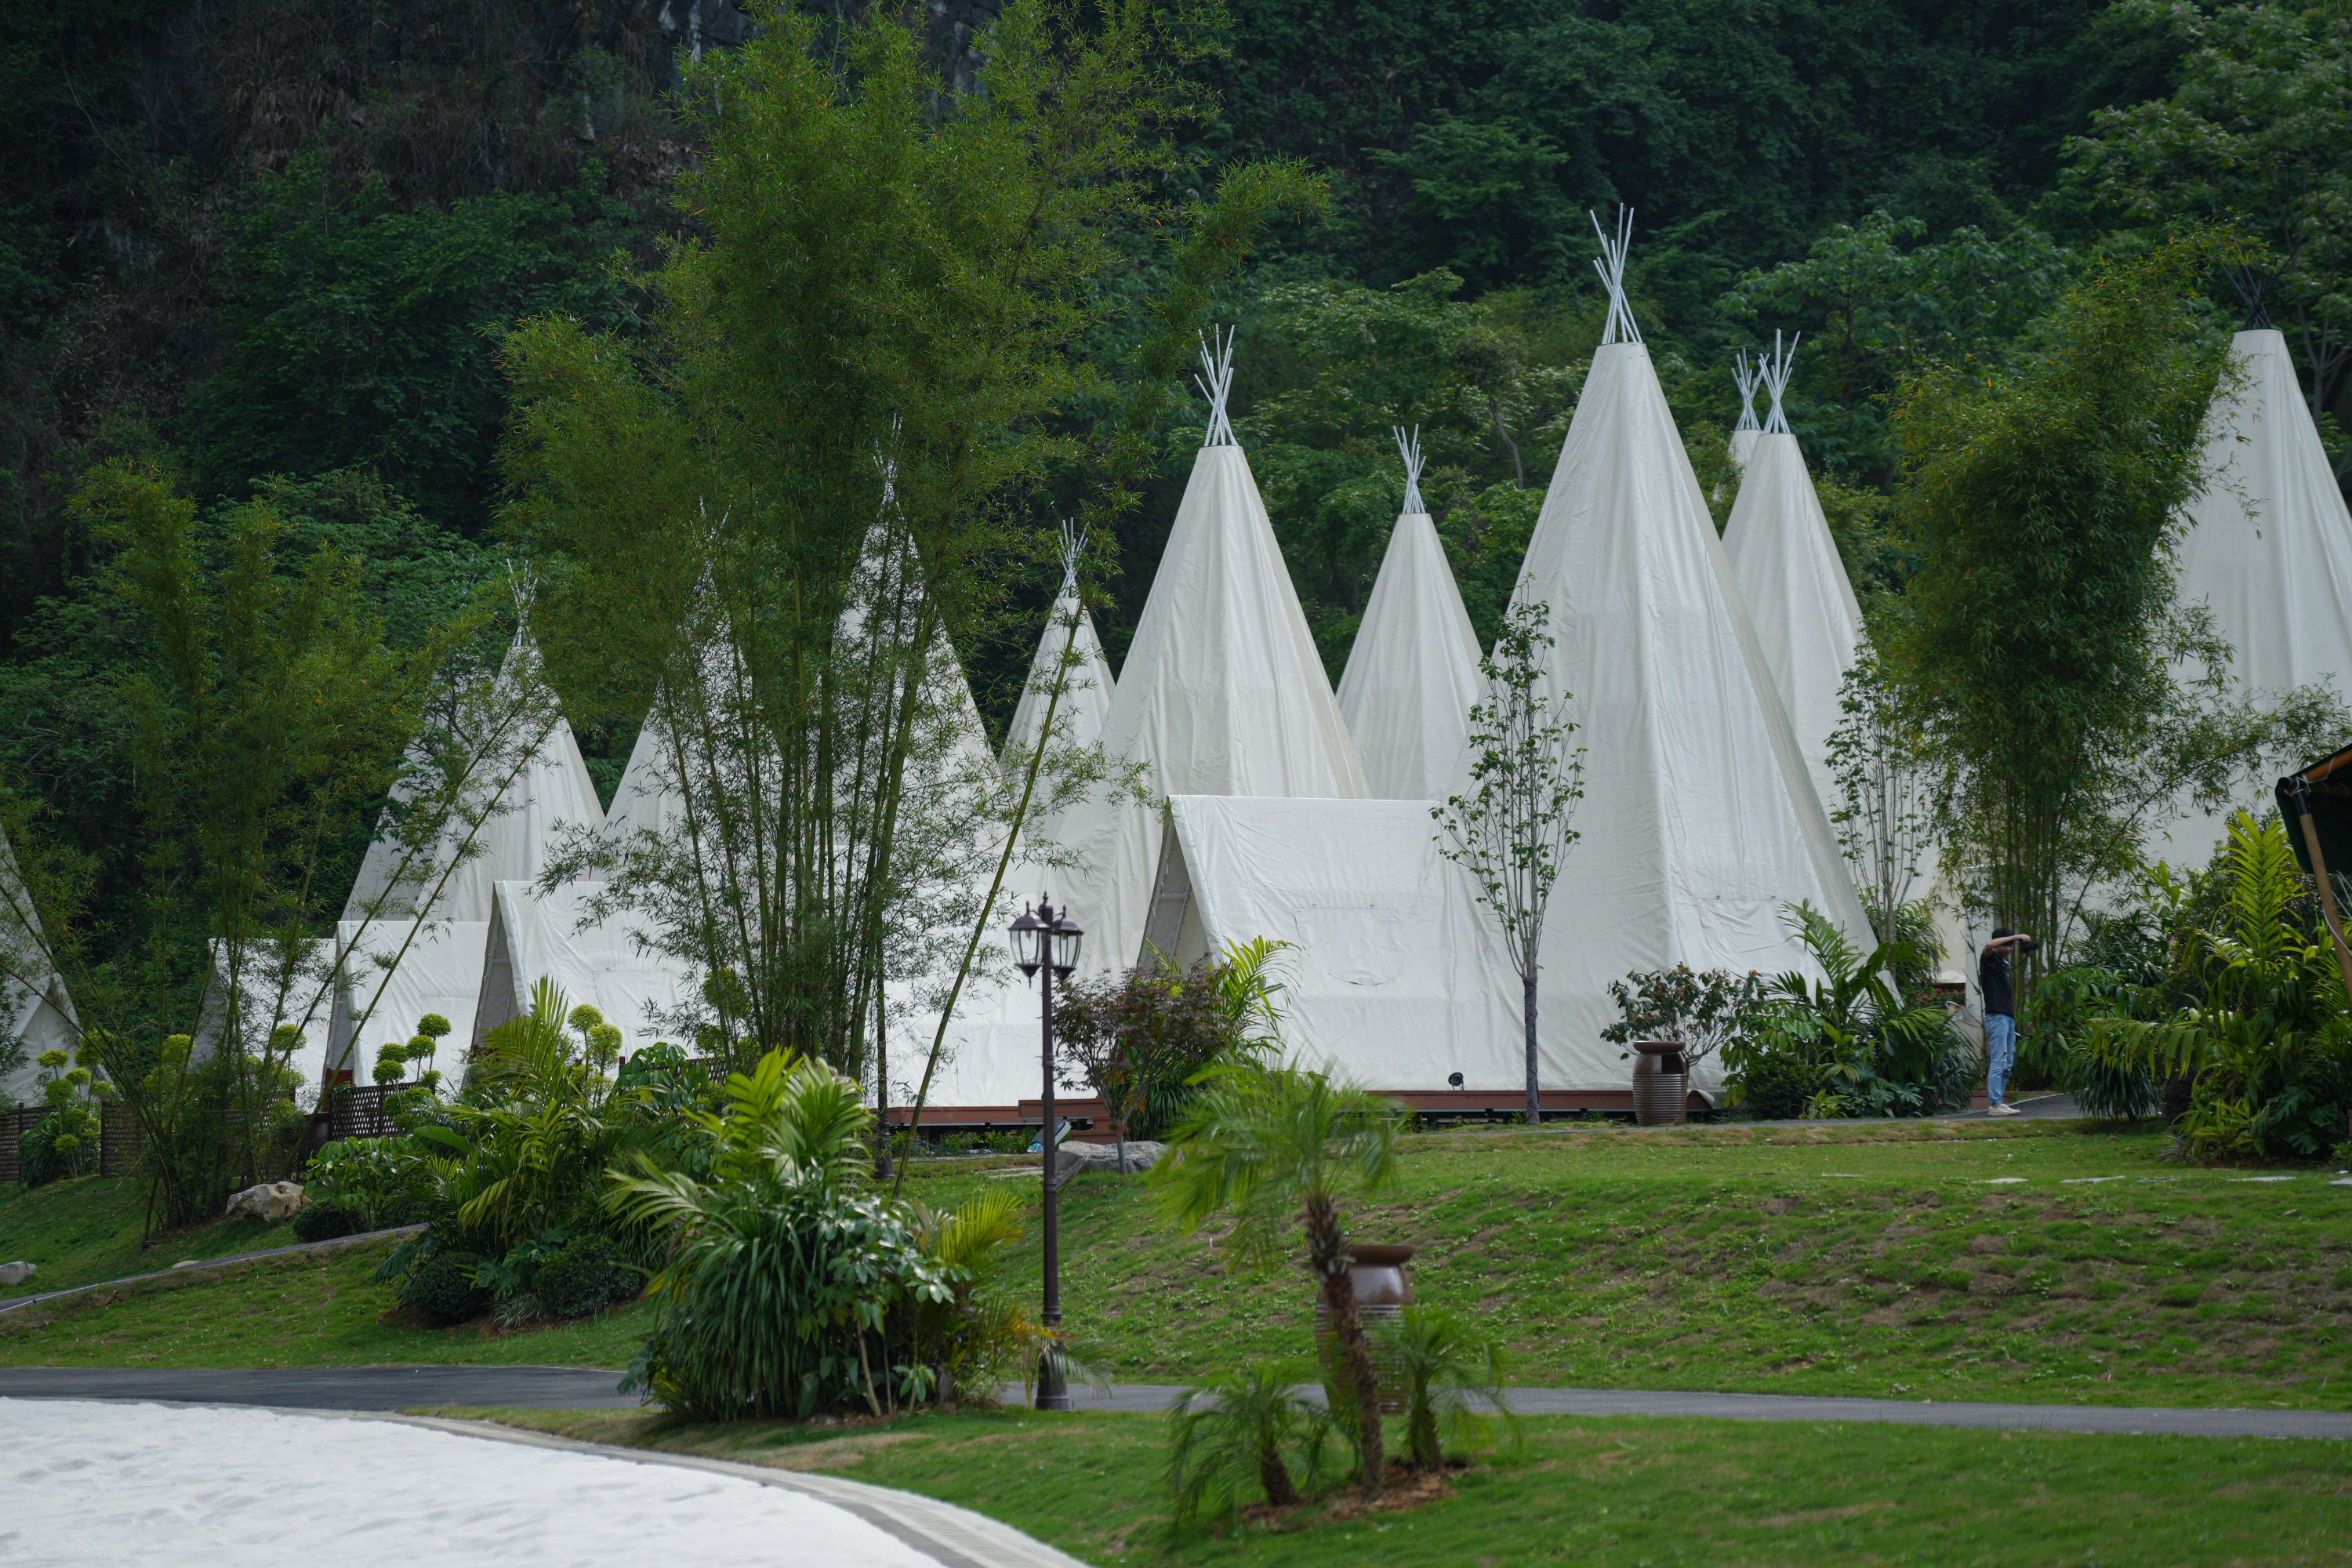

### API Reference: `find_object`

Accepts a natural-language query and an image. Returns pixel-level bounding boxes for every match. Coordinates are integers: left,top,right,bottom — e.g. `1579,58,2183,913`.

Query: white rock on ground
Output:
222,1181,305,1221
0,1261,34,1287
0,1399,956,1566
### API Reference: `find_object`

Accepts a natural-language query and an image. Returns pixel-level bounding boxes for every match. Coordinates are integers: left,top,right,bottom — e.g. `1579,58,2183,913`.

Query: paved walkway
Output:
2,1397,1084,1568
5,1365,2344,1439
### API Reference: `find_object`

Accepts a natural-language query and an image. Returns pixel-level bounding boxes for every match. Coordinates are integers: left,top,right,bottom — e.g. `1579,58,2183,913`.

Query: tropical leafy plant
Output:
1381,1305,1519,1472
606,1049,1019,1419
2090,813,2352,1160
1152,1065,1408,1500
1166,1360,1334,1527
1730,903,1971,1118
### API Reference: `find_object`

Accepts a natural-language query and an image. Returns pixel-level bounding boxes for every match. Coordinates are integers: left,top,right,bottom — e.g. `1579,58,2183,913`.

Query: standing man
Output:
1978,927,2038,1116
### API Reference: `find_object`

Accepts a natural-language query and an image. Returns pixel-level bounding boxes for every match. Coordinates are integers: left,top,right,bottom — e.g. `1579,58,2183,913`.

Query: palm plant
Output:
605,1050,961,1419
1166,1360,1334,1526
2091,813,2352,1160
1380,1305,1518,1471
1152,1064,1407,1500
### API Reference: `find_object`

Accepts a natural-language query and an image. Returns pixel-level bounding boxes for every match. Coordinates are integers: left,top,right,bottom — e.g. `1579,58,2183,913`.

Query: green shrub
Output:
1737,1051,1819,1120
1167,1360,1333,1526
291,1201,363,1243
401,1249,489,1327
535,1232,636,1319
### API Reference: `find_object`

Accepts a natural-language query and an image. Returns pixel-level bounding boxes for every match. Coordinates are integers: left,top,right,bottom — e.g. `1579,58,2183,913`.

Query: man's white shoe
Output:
1987,1102,2022,1117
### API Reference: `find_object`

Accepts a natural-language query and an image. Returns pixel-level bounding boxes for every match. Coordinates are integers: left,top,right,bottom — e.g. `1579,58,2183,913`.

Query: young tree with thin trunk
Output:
1433,601,1584,1124
1152,1064,1407,1501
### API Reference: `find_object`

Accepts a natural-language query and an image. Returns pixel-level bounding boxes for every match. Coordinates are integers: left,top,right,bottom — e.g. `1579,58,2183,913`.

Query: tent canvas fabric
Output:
1721,430,1865,815
326,919,491,1086
2151,328,2352,869
1,830,76,1107
340,643,606,924
192,940,338,1106
473,883,697,1051
1001,592,1118,774
1337,511,1483,800
1728,428,1761,471
1504,339,1871,1083
1058,441,1369,973
1144,795,1545,1088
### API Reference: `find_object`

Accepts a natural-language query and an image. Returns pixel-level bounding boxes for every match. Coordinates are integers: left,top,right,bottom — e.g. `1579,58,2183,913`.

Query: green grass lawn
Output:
430,1403,2352,1566
0,1174,305,1300
0,1234,651,1367
9,1119,2351,1414
982,1118,2352,1410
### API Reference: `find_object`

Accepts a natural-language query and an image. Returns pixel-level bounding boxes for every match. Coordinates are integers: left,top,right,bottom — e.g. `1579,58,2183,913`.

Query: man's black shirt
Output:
1979,937,2038,1018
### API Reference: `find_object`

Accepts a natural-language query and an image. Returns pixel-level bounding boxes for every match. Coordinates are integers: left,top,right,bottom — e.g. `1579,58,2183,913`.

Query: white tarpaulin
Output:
1722,430,1864,814
2152,327,2352,869
1059,437,1369,972
1146,795,1529,1091
192,939,338,1103
474,881,697,1051
1,829,75,1107
326,918,491,1083
1338,510,1483,800
341,638,605,924
1505,331,1871,1085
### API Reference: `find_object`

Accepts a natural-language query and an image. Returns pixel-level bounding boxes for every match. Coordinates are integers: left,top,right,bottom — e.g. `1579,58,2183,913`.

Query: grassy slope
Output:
8,1120,2351,1412
433,1405,2352,1567
0,1176,304,1299
0,1236,651,1367
1004,1119,2352,1409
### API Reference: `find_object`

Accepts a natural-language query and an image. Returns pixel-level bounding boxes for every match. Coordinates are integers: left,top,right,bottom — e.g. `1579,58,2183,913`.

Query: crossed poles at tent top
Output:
1759,330,1800,435
1394,425,1427,514
1733,351,1763,433
1196,325,1238,448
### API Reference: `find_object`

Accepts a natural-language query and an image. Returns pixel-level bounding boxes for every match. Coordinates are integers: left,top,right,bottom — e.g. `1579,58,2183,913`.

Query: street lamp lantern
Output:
1009,906,1046,978
1015,895,1082,1413
1047,913,1083,977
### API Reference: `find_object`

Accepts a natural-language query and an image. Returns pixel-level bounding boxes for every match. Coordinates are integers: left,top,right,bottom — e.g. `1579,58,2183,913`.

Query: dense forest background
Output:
2,0,2340,810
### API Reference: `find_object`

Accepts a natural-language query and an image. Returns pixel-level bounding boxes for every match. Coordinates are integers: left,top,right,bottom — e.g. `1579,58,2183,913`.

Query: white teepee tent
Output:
2151,325,2352,869
1722,331,1864,815
339,634,605,925
1504,212,1871,1090
1338,427,1483,800
1058,328,1370,972
1002,555,1118,775
1,829,76,1107
1728,348,1764,472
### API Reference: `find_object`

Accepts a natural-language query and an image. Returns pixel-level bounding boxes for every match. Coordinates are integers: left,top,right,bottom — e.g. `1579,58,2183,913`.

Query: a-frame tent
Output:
1057,328,1369,973
1721,332,1864,816
2151,324,2352,869
1337,428,1483,800
1504,213,1871,1091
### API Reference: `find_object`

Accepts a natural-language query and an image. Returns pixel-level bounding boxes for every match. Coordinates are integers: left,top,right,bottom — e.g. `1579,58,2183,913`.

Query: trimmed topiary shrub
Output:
535,1233,637,1319
401,1250,489,1327
291,1201,363,1244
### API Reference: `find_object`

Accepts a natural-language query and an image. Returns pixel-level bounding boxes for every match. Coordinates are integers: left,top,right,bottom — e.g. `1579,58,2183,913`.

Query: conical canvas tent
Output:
339,634,606,925
330,630,602,1080
1722,332,1863,815
1728,348,1764,472
1058,328,1370,972
1338,428,1483,800
1002,585,1117,775
472,882,696,1052
1505,214,1870,1089
1,829,76,1107
2151,326,2352,868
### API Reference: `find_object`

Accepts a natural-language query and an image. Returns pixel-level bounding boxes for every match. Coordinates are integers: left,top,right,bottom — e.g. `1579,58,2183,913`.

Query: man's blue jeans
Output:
1985,1012,2016,1106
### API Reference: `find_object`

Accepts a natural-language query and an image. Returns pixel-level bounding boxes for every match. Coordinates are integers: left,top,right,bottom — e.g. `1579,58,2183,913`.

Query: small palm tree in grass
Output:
1166,1360,1333,1526
1383,1305,1519,1470
1152,1064,1407,1500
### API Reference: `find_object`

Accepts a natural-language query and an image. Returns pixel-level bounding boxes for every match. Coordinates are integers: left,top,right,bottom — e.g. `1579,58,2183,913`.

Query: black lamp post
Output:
1010,897,1083,1412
